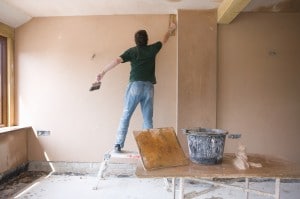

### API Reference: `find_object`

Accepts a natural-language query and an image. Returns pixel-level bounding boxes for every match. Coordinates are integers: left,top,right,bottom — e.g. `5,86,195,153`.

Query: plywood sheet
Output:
133,127,189,170
136,153,300,179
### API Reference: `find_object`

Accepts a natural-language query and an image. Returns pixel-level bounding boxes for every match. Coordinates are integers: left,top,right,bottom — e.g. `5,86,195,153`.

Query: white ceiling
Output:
0,0,298,28
0,0,223,27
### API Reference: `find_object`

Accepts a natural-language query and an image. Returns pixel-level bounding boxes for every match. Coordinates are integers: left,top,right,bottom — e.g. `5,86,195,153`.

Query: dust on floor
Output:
1,171,300,199
0,171,49,199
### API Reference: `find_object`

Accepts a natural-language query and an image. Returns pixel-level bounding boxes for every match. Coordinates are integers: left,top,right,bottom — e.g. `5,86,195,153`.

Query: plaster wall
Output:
13,12,300,164
218,13,300,163
15,15,177,162
177,10,217,153
0,130,27,173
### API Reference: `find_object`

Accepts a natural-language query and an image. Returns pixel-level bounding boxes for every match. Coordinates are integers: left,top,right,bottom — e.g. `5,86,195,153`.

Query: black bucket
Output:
183,127,228,165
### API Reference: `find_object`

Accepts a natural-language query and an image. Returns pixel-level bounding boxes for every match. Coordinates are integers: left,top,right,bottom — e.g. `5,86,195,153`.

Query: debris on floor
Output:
0,171,300,199
0,171,49,199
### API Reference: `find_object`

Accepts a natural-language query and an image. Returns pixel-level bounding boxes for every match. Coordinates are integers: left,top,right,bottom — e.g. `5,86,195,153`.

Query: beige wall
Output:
0,129,28,173
13,12,300,164
15,15,177,162
218,13,300,163
177,10,217,153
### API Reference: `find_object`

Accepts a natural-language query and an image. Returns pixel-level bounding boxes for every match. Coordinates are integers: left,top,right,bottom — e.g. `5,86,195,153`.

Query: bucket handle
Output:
227,134,241,139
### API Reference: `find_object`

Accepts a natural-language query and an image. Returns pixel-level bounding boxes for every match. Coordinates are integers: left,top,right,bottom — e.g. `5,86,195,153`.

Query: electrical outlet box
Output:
37,130,51,136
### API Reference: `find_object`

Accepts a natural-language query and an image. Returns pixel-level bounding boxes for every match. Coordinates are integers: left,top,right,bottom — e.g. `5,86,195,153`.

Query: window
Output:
0,36,8,126
0,22,15,127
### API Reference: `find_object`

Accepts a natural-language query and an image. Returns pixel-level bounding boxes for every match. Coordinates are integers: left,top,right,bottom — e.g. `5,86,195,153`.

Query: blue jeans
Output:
115,81,154,148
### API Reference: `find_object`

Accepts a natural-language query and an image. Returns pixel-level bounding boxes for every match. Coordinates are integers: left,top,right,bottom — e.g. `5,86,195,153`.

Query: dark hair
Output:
135,30,148,46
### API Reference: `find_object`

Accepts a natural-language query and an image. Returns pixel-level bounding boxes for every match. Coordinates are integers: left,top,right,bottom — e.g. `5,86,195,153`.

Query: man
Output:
97,22,176,152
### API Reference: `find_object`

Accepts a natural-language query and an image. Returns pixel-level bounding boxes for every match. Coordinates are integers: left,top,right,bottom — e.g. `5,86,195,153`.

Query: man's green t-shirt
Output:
120,41,162,84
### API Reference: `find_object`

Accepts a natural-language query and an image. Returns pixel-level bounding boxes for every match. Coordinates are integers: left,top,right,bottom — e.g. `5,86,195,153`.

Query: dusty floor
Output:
1,171,300,199
0,171,49,199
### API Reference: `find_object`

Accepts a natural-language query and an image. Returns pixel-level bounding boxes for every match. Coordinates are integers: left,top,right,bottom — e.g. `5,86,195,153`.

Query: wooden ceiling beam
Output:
218,0,251,24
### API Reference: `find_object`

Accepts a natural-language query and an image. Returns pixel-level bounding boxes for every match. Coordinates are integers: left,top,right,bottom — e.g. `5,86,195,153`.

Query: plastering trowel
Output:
89,81,101,91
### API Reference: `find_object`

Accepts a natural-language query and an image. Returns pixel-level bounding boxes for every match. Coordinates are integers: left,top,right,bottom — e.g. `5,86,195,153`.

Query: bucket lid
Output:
183,127,228,136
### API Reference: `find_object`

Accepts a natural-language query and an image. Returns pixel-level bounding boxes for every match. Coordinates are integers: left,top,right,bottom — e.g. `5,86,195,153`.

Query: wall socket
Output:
37,130,51,136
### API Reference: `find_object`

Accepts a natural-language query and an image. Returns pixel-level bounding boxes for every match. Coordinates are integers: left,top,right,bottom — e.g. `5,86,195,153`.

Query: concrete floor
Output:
1,172,299,199
1,150,299,199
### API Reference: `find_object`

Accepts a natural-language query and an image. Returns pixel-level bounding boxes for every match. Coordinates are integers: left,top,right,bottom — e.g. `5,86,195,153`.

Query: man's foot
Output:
114,144,121,152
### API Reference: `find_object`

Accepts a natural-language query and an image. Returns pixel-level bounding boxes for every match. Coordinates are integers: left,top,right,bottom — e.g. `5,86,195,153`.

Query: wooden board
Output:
136,153,300,179
218,0,251,24
133,127,189,170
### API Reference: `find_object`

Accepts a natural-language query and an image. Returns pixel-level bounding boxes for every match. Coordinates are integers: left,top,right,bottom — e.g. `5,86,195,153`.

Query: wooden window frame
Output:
0,36,8,126
0,22,15,127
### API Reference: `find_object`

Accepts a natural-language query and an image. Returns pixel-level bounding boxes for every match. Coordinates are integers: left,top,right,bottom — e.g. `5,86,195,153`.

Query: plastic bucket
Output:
183,127,228,165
